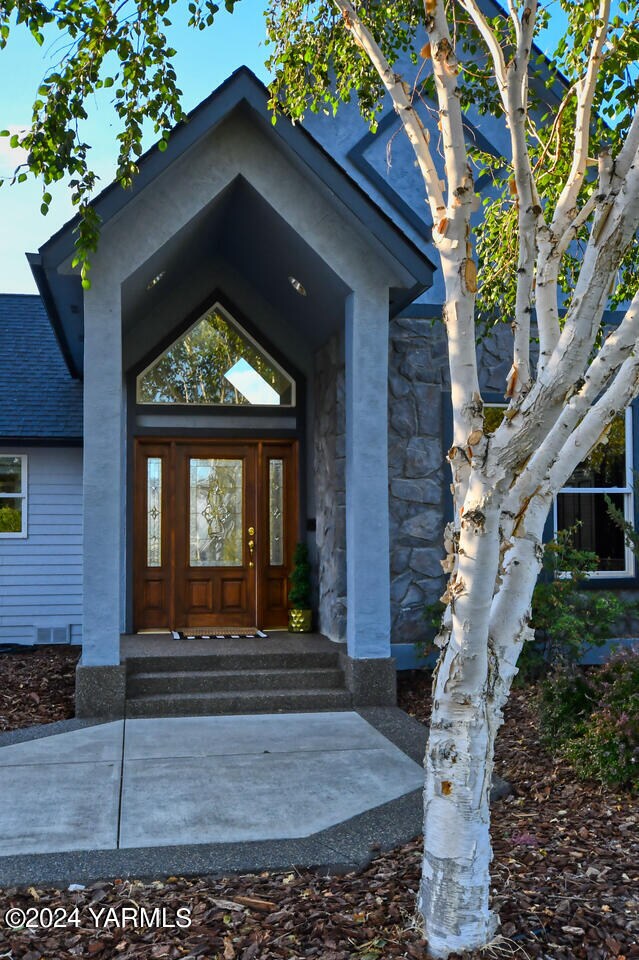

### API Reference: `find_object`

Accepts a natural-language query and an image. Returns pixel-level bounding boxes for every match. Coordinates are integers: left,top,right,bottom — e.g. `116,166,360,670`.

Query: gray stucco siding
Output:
0,446,83,645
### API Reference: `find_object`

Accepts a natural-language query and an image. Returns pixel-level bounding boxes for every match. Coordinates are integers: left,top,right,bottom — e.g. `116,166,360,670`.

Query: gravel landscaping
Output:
0,648,637,959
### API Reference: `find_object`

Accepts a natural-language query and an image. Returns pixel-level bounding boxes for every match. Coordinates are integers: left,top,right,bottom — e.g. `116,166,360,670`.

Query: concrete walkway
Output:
0,710,427,886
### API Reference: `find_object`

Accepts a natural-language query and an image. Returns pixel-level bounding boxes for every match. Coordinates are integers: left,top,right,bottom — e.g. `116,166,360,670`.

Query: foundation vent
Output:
34,626,70,645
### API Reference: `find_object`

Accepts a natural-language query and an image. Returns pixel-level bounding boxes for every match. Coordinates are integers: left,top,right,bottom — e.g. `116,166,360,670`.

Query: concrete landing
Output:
120,630,339,661
0,710,427,884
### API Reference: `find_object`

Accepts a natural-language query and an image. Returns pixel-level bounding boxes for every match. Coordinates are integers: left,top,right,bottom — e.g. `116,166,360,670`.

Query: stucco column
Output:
344,287,392,662
80,278,124,669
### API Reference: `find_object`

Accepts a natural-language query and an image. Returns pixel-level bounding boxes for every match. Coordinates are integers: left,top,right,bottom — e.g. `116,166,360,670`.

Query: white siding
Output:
0,446,83,644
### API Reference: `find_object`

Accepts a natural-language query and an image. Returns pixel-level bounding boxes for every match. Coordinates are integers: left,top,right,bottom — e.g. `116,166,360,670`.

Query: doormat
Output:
171,630,268,640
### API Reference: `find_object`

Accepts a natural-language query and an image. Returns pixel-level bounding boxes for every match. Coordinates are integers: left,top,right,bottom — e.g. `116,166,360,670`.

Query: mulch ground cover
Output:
0,650,637,959
0,645,80,732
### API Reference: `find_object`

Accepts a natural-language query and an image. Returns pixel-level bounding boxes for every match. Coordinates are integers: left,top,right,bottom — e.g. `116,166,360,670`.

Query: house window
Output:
0,455,27,537
136,304,295,407
485,402,635,578
554,410,634,578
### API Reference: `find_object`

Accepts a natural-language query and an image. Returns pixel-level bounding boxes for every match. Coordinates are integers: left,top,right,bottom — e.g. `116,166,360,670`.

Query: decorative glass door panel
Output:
134,439,298,631
268,459,284,566
189,459,243,567
176,445,256,628
146,457,162,567
260,448,296,629
135,445,170,628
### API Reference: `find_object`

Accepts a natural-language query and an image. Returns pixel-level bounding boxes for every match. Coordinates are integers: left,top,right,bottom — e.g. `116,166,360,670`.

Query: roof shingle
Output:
0,294,82,440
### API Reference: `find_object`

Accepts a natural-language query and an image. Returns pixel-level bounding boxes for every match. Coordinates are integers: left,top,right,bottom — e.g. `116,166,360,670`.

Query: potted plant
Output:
288,542,313,632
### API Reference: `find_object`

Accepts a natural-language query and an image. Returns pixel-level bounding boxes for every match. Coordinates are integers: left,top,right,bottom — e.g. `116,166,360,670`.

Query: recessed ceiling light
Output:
146,270,165,291
288,275,307,296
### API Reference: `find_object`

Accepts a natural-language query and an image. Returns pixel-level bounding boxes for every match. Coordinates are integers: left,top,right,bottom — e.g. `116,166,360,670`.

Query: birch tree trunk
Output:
420,489,551,955
324,1,639,956
419,503,503,953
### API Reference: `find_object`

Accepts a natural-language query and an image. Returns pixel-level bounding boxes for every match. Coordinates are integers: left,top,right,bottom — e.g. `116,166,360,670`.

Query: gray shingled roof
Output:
0,294,82,439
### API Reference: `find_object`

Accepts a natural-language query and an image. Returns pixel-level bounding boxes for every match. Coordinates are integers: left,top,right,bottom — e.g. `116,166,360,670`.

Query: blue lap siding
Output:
0,446,83,645
0,294,83,645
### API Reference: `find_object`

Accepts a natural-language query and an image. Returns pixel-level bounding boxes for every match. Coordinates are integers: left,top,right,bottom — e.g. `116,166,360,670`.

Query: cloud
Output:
0,125,29,176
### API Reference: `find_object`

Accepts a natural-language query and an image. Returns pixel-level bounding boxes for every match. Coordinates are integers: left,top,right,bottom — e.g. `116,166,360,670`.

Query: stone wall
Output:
388,316,448,643
312,317,518,648
476,322,519,394
313,333,347,641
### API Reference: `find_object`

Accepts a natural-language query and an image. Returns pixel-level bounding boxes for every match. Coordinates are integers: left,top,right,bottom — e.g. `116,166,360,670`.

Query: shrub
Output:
538,669,594,745
425,526,631,681
539,647,639,792
523,526,629,678
0,505,21,533
288,542,312,609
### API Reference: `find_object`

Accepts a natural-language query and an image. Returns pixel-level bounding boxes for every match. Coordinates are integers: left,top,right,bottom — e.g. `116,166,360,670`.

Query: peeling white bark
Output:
333,1,639,956
420,496,503,956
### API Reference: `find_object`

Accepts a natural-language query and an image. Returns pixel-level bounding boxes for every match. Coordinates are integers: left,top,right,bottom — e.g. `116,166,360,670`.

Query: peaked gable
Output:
29,67,435,377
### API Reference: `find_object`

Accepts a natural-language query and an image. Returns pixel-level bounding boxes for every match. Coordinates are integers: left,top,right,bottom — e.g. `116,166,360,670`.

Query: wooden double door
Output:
134,439,298,631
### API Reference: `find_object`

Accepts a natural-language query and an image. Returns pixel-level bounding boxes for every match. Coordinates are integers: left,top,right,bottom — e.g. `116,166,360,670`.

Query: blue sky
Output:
0,1,271,293
0,3,626,294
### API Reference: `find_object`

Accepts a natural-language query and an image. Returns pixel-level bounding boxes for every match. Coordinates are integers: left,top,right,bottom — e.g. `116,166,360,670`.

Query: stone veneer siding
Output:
313,317,517,648
388,317,448,643
314,333,347,642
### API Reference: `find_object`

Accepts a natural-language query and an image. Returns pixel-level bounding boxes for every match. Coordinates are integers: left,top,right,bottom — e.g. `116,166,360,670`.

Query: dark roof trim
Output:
27,253,80,379
0,437,83,447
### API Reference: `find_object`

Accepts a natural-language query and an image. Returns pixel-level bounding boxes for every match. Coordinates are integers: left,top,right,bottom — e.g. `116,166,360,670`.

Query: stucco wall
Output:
0,446,83,645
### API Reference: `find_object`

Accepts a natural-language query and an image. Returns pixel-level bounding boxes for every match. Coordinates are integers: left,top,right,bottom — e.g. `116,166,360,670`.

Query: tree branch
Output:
503,287,639,533
334,0,483,514
535,1,611,377
459,0,544,397
489,142,639,482
506,0,541,397
543,138,639,386
457,0,508,97
615,106,639,182
332,0,445,222
549,347,639,493
551,0,612,236
535,0,612,375
422,0,484,456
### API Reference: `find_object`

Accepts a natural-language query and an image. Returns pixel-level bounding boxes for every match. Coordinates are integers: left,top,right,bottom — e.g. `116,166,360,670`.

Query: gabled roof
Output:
29,67,435,377
0,294,82,441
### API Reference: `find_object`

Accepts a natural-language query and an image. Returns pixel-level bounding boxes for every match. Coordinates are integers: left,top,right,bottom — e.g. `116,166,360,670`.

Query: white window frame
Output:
0,454,28,539
485,403,635,579
553,406,635,579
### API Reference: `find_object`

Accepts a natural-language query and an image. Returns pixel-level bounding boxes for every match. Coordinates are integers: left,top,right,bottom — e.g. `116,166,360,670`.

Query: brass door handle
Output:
248,534,255,567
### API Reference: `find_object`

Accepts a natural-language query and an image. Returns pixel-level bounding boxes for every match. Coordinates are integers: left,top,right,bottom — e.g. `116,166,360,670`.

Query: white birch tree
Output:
2,0,638,955
264,1,639,955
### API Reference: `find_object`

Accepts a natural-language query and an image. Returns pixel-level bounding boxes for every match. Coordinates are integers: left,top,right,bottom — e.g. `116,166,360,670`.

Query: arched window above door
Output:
136,304,295,407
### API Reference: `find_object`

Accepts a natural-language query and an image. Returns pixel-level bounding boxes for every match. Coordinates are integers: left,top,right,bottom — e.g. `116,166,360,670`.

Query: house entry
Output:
134,439,298,631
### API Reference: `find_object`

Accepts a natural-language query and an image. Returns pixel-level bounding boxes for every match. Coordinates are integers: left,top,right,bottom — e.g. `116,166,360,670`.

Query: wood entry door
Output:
134,439,298,631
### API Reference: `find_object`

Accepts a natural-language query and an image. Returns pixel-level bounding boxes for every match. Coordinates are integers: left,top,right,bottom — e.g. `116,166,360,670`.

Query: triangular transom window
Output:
136,305,295,407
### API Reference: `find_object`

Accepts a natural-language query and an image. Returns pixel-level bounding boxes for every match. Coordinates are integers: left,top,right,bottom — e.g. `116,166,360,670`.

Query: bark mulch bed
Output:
0,644,80,732
0,653,637,959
